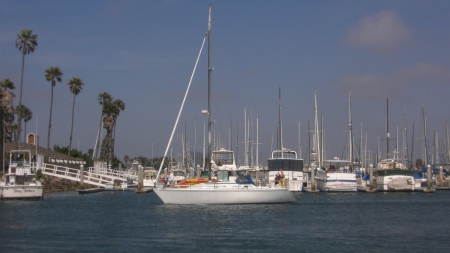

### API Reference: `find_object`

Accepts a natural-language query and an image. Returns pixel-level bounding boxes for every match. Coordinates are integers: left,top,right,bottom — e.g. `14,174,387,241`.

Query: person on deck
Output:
167,170,174,187
280,169,285,187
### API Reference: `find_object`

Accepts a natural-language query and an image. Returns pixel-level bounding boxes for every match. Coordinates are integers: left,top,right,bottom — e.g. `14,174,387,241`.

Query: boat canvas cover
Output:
362,174,370,181
235,175,255,185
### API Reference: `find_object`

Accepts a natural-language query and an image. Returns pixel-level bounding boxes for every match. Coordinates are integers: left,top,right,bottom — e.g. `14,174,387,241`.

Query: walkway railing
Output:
40,163,138,187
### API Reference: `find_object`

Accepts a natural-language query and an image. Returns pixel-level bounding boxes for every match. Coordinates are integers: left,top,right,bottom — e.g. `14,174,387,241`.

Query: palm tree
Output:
45,66,63,160
112,99,125,140
15,29,37,147
124,155,129,168
0,79,16,144
99,96,125,166
93,92,112,161
67,77,84,159
15,104,32,142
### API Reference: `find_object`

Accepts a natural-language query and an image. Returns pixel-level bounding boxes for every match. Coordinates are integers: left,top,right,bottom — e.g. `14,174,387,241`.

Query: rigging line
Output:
156,34,207,181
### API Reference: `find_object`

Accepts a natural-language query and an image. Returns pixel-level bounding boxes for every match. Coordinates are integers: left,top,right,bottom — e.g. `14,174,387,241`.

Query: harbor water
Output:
1,190,449,252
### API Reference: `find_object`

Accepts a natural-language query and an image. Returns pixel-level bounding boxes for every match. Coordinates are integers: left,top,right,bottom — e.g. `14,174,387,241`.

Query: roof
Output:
4,142,84,162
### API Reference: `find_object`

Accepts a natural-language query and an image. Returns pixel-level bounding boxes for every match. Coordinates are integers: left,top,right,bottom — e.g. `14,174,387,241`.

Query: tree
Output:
111,156,124,169
45,66,63,160
124,155,129,168
93,92,112,160
0,79,16,144
15,104,32,141
99,95,125,165
67,77,84,159
15,29,37,147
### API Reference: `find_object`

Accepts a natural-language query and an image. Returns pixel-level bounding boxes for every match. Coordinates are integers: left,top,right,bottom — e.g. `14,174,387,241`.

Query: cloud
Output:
339,63,450,100
345,10,412,54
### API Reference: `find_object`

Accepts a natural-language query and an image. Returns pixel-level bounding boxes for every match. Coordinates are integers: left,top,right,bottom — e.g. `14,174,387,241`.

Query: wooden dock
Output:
76,188,104,194
135,187,153,193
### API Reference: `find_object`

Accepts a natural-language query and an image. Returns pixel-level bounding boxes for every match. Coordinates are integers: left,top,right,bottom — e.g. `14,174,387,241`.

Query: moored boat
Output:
375,159,414,191
316,160,358,192
153,4,295,204
1,150,44,200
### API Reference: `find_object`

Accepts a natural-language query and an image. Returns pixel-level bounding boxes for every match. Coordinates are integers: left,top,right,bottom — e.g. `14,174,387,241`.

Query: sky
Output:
1,0,450,167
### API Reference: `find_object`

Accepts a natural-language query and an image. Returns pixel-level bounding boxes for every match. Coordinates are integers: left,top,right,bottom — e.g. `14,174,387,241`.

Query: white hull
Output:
153,183,295,204
268,170,304,192
143,179,156,187
1,185,44,200
376,176,415,191
316,171,358,192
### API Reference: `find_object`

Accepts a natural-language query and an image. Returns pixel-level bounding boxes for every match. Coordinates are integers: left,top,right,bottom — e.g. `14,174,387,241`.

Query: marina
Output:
1,190,450,252
1,1,450,252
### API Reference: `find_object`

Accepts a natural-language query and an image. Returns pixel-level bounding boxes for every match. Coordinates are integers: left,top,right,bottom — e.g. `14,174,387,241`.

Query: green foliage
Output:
53,145,93,167
110,156,124,169
53,144,68,154
36,169,42,180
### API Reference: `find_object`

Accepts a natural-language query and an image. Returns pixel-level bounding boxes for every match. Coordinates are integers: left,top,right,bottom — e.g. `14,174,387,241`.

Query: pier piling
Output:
80,165,84,189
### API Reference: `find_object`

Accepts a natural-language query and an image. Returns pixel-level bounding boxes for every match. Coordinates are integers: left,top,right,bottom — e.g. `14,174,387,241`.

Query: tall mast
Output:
298,121,301,159
411,121,414,169
348,89,353,166
244,108,247,165
445,121,450,163
207,3,212,179
434,131,439,165
321,113,325,161
359,123,362,168
256,114,259,167
403,106,408,161
314,89,321,167
279,86,283,152
386,98,389,159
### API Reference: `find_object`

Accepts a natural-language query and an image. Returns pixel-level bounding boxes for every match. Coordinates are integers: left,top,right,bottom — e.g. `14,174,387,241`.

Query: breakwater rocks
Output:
39,175,95,193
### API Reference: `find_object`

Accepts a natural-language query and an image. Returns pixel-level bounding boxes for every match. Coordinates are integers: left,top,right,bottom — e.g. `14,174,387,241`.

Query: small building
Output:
4,142,85,168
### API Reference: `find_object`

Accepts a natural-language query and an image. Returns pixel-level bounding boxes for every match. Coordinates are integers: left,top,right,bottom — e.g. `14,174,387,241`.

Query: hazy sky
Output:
1,0,450,166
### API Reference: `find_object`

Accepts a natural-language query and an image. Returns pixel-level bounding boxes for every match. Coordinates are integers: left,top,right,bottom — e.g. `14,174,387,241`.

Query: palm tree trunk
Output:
94,111,102,161
68,93,76,161
23,122,27,142
47,85,54,161
17,52,25,149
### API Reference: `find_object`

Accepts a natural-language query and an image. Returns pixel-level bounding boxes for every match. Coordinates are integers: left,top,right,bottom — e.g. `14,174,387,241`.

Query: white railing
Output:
87,167,138,181
40,163,137,187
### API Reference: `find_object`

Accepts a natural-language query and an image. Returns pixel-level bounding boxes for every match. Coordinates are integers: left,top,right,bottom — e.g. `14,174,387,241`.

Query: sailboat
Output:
316,89,358,192
153,4,295,204
267,87,304,192
375,99,414,191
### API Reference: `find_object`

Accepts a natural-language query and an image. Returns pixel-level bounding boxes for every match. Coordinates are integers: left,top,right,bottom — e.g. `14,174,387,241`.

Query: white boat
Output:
1,150,44,200
211,148,237,172
211,148,244,182
153,4,295,204
374,99,414,192
267,149,304,191
316,160,358,192
154,180,295,204
375,159,414,191
266,88,304,192
143,168,157,187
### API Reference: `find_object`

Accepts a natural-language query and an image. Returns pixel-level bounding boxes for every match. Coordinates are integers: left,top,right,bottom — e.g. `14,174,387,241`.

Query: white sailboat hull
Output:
153,183,295,204
376,176,415,191
316,172,358,192
1,185,44,200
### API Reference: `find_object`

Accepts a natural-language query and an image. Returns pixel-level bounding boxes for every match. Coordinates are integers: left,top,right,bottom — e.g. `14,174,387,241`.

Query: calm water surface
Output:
1,190,449,252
